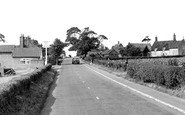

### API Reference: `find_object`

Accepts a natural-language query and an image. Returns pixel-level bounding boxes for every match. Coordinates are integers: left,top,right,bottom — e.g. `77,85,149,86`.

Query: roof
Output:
0,45,15,53
102,49,119,55
12,47,42,58
151,40,184,51
130,43,151,51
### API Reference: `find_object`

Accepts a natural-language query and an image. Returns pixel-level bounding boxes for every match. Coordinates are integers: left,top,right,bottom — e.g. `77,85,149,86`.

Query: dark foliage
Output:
66,27,107,57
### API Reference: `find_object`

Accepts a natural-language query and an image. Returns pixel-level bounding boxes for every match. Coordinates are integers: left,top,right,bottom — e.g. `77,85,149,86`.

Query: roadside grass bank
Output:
0,64,57,115
85,60,185,100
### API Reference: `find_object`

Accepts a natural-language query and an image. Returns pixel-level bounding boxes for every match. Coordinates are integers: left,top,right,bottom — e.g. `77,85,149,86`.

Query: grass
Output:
0,68,57,115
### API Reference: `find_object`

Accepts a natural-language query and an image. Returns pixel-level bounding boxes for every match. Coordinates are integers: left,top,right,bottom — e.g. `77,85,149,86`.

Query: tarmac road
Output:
41,58,185,115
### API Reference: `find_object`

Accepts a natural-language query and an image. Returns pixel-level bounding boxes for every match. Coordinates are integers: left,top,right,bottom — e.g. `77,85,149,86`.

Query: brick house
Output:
151,34,185,57
0,35,43,69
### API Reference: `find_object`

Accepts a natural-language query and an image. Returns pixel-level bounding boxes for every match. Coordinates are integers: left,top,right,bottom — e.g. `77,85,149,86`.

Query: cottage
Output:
102,49,120,59
0,45,15,67
0,36,43,69
12,47,43,68
151,34,185,57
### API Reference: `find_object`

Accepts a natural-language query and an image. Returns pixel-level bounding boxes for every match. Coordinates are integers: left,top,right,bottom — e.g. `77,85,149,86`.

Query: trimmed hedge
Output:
93,59,127,71
127,62,185,89
0,64,52,114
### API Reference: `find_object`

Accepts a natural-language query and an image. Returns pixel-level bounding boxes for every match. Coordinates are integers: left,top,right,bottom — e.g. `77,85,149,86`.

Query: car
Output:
72,57,80,64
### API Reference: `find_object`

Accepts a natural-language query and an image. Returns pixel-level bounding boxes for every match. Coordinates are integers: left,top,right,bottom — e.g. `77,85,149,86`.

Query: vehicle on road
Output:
72,57,80,64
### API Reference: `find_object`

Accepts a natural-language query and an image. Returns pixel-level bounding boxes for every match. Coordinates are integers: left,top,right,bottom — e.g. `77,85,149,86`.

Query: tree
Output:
119,47,127,57
126,43,142,56
142,36,151,43
32,39,42,47
66,27,108,57
49,38,68,64
0,33,5,42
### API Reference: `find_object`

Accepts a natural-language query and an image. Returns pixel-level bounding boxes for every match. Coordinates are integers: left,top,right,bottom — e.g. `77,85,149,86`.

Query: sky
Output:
0,0,185,56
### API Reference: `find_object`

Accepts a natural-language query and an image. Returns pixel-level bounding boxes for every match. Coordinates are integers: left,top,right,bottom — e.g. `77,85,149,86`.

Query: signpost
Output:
43,41,50,65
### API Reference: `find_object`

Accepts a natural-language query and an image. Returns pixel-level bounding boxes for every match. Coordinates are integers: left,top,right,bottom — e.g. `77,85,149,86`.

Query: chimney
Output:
26,36,31,47
155,36,158,42
173,33,176,41
20,34,25,48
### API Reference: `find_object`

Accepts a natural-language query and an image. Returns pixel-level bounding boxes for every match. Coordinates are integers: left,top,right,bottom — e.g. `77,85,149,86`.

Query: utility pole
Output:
43,41,50,65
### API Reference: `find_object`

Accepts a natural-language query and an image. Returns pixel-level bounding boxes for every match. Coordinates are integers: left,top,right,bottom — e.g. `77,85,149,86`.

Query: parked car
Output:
72,57,80,64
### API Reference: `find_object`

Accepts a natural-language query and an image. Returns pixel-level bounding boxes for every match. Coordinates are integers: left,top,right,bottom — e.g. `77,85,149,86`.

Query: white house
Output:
151,34,185,57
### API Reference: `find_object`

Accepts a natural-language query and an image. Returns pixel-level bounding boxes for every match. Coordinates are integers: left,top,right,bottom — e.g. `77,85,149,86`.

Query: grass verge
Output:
0,68,57,115
88,63,185,100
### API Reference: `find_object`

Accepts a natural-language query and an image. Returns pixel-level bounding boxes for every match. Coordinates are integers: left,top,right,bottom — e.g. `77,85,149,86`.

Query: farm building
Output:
151,34,185,57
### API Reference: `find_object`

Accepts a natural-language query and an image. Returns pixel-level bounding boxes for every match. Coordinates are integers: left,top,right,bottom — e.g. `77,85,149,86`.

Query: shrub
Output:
167,59,178,66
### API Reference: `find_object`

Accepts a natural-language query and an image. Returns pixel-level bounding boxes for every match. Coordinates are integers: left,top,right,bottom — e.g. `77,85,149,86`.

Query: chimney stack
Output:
155,36,158,42
20,34,25,48
173,33,176,41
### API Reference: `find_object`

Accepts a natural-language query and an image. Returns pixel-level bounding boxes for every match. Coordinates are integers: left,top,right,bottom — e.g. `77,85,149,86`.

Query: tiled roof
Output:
130,43,151,51
102,49,119,55
0,45,15,53
12,47,42,58
151,40,184,51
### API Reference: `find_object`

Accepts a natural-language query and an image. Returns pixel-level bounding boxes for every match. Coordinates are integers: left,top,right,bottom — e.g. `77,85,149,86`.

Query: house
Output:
112,41,124,58
151,34,185,57
129,43,151,56
0,45,16,67
102,49,120,59
0,35,43,69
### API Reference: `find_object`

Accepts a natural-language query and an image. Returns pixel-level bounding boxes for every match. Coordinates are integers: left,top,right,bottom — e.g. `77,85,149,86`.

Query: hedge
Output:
127,62,185,89
0,64,52,114
93,59,127,71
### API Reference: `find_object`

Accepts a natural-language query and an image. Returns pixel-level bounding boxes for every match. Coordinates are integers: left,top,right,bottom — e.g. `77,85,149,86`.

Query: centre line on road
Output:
96,97,100,100
85,65,185,114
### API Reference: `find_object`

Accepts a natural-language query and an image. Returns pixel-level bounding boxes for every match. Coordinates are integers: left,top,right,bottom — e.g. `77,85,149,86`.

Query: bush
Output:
167,59,178,66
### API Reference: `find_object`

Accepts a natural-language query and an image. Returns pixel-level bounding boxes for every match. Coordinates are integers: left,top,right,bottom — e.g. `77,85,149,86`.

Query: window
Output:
20,58,31,64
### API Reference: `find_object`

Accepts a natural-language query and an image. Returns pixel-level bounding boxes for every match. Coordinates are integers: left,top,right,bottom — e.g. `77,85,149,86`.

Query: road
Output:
41,58,185,115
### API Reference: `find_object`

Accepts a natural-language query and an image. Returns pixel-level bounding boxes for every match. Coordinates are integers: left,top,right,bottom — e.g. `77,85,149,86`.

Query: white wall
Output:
151,49,179,57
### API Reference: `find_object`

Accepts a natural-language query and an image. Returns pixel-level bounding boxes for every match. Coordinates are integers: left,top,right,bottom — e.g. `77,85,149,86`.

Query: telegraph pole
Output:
43,41,50,65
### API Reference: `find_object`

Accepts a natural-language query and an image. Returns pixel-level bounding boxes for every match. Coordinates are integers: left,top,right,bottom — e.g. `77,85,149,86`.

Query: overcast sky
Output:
0,0,185,56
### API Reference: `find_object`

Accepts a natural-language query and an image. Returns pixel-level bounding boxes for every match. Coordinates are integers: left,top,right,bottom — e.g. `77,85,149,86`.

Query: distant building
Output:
112,41,124,58
0,35,43,69
102,49,120,59
151,34,185,57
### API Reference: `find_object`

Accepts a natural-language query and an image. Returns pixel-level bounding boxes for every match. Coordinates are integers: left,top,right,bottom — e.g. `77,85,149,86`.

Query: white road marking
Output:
85,65,185,114
57,70,60,72
96,97,100,100
88,87,90,89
